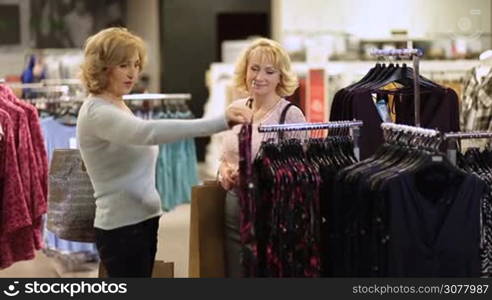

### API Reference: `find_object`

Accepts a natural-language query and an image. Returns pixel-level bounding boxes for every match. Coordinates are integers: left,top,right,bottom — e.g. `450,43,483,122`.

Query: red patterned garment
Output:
0,85,45,267
0,108,34,269
3,86,48,200
2,86,48,249
0,93,33,219
237,123,256,276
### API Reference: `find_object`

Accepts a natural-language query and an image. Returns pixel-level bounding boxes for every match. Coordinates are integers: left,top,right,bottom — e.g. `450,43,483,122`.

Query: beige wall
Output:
271,0,282,41
126,0,161,93
278,0,491,40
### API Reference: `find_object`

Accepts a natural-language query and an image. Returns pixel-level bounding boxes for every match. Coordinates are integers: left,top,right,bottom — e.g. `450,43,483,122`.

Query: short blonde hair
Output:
233,38,298,97
80,27,147,94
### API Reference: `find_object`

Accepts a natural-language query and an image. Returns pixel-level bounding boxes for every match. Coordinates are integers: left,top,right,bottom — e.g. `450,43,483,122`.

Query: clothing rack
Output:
41,79,82,86
380,122,440,137
444,131,492,165
5,82,43,88
370,48,424,127
258,120,363,161
25,96,84,103
123,93,191,101
3,82,69,94
380,123,442,155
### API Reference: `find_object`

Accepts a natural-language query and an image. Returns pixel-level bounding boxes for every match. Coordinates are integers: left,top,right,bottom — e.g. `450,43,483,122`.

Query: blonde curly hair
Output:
80,27,147,94
233,38,298,97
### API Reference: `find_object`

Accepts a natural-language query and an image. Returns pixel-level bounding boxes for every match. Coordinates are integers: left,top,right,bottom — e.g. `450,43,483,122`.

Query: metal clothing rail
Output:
4,82,43,88
24,96,85,103
380,122,439,137
41,78,82,85
381,123,442,157
3,82,70,93
258,120,363,161
258,120,363,132
444,131,492,165
370,48,423,57
123,93,191,101
381,123,446,164
370,48,424,127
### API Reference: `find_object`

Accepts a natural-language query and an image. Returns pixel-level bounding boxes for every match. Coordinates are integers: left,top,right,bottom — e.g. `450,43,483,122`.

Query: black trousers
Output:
95,216,160,277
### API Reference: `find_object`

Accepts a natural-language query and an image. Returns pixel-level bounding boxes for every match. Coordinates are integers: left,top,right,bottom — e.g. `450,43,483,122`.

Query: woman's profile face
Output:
105,51,140,97
245,49,281,99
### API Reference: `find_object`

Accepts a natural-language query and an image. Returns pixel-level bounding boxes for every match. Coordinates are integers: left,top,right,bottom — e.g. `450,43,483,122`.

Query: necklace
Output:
252,98,281,122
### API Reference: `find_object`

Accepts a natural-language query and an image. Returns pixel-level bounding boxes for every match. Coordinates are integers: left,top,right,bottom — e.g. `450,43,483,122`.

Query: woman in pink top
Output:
218,38,306,277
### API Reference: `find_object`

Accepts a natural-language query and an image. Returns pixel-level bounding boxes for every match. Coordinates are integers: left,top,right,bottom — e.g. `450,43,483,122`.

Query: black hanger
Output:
356,128,412,187
347,62,385,91
364,62,397,88
365,131,414,189
395,132,464,186
371,62,440,90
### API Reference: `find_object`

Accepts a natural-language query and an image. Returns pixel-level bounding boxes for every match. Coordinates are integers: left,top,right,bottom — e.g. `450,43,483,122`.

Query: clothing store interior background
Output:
0,0,491,278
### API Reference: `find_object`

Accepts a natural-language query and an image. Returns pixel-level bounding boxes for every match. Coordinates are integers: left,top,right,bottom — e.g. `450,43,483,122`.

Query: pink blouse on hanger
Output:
2,87,48,249
0,85,48,268
0,108,34,269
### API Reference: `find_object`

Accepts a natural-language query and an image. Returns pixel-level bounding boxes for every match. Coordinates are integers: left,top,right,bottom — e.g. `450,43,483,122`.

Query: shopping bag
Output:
188,180,226,277
47,149,96,242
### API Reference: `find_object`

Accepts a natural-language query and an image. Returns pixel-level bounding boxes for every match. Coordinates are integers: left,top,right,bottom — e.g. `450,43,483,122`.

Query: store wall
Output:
0,0,156,82
127,0,161,93
160,0,271,161
278,0,491,39
0,0,31,78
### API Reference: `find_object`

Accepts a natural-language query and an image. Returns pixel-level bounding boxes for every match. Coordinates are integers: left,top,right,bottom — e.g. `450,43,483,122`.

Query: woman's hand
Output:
218,161,239,190
225,102,253,127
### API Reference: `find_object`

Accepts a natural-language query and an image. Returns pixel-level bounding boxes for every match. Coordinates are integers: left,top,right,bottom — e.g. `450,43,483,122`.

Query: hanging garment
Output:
1,86,48,249
41,117,78,162
1,86,48,201
0,84,48,268
460,67,492,150
223,99,307,278
330,65,459,159
329,132,486,277
461,67,492,132
237,123,255,276
0,108,34,269
154,109,199,211
237,120,489,277
238,124,357,277
21,54,47,99
457,147,492,277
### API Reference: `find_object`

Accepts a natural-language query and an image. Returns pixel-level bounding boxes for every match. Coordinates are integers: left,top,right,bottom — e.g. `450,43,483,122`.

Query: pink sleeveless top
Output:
220,98,306,167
